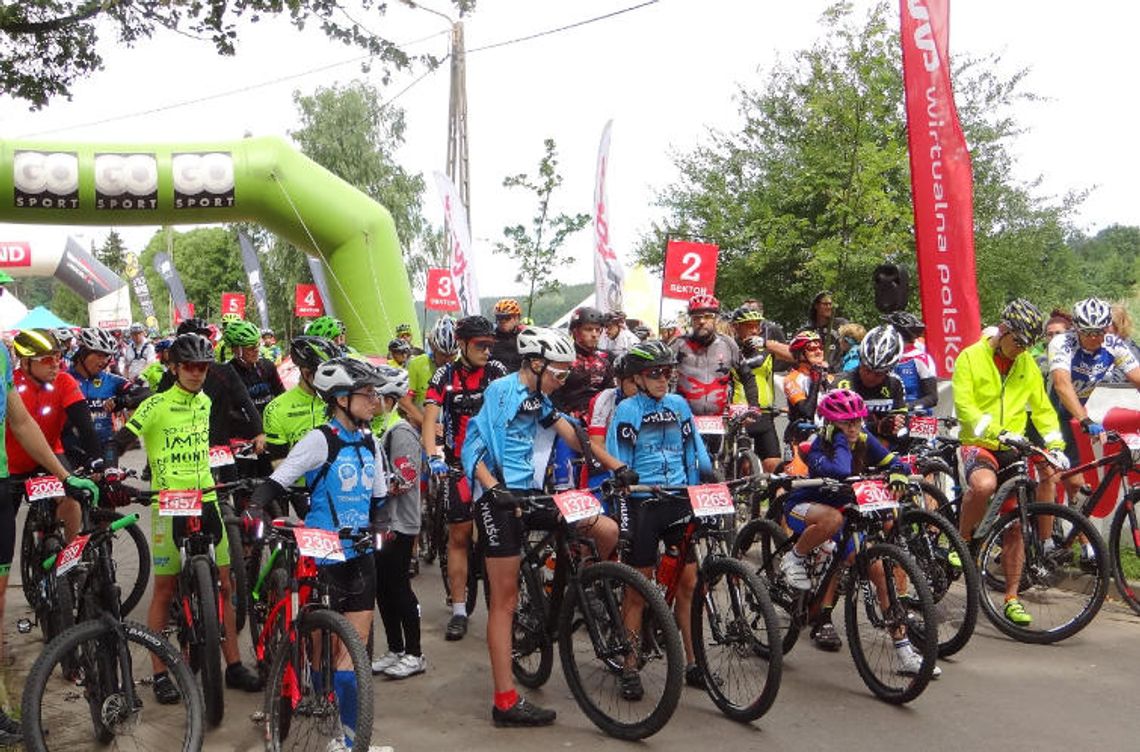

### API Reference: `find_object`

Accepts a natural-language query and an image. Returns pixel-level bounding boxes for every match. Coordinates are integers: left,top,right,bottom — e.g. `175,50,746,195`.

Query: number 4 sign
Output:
424,268,461,312
294,284,324,317
662,240,719,300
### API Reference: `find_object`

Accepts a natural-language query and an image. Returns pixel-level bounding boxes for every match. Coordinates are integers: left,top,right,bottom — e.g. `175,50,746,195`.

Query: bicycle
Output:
733,475,939,704
20,504,204,750
210,439,262,633
501,489,683,740
430,466,486,615
253,518,377,751
943,432,1109,644
609,477,783,723
694,405,782,527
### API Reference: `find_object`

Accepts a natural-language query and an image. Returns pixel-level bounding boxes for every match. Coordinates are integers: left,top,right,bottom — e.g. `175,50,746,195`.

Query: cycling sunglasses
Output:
643,366,674,380
1077,327,1107,338
546,365,571,382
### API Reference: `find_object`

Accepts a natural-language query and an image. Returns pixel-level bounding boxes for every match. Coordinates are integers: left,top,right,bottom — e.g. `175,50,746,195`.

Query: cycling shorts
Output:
444,466,474,524
474,489,560,559
320,554,377,613
961,446,1021,483
0,481,12,572
626,495,697,569
745,413,781,461
151,501,230,577
785,502,855,559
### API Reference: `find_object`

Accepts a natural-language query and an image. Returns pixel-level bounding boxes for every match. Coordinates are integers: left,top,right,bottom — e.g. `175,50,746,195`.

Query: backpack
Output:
308,423,378,529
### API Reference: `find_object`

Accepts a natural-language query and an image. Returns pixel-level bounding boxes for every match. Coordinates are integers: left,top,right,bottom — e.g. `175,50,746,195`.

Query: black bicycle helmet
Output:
613,353,637,380
455,315,495,341
290,336,340,371
313,357,383,401
387,338,412,355
883,311,926,341
569,306,605,329
625,340,677,373
175,317,210,336
167,333,216,364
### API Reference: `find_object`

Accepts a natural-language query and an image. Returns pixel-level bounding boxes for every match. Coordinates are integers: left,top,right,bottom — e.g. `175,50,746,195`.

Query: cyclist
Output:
224,320,285,418
783,330,832,463
120,322,156,381
53,326,77,368
953,298,1067,626
394,322,424,356
460,326,588,727
1047,297,1140,499
140,337,174,390
111,334,263,703
307,315,348,348
884,311,939,415
777,389,937,672
584,354,641,488
263,336,341,462
599,310,640,357
553,306,613,422
371,365,426,679
251,357,394,751
387,338,412,369
831,325,907,445
66,327,150,466
422,315,507,641
730,307,791,473
260,328,282,365
605,339,712,693
404,317,459,430
670,294,757,417
490,298,524,373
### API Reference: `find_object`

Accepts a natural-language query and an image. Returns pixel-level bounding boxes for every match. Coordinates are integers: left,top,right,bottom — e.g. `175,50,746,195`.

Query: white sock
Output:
452,603,467,618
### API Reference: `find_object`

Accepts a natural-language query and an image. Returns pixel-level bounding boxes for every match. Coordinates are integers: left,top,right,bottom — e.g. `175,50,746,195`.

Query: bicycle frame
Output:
1060,436,1136,521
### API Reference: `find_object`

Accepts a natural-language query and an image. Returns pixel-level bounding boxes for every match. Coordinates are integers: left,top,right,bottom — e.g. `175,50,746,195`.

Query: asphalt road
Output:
5,449,1139,751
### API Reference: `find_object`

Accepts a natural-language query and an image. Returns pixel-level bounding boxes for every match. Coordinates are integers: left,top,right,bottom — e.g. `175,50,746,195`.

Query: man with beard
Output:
669,294,757,417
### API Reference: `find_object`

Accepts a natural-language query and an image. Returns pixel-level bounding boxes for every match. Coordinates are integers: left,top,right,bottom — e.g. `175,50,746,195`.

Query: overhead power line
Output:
467,0,660,54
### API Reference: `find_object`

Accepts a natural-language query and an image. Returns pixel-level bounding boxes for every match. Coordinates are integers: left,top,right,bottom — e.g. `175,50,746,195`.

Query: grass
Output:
1119,546,1140,581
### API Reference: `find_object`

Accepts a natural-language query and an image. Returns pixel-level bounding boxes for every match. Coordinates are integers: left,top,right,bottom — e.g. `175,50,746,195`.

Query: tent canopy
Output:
13,306,76,330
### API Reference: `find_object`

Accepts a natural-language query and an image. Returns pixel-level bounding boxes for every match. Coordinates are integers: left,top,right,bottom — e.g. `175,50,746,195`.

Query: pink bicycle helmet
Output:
688,293,720,314
817,388,868,422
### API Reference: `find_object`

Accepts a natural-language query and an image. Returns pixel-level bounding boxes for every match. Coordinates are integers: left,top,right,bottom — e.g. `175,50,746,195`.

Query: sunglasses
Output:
353,389,383,401
1078,328,1106,338
805,343,823,352
469,340,494,352
691,313,717,322
30,353,61,364
180,362,210,373
546,366,570,382
643,366,674,380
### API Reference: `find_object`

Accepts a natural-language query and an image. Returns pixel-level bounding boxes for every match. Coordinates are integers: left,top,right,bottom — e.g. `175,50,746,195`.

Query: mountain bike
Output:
211,439,260,633
500,489,683,740
695,405,782,528
21,506,204,751
431,466,485,614
733,475,939,704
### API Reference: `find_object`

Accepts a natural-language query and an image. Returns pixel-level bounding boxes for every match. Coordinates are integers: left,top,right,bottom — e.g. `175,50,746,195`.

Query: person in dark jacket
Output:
803,291,849,371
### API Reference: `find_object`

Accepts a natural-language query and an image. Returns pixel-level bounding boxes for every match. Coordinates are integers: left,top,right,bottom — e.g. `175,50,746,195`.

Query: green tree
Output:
0,0,474,109
138,227,246,328
637,1,1083,329
494,139,590,319
97,229,127,276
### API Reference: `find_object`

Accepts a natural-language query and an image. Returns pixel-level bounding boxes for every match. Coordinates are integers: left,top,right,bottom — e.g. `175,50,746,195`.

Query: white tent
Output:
0,289,29,330
551,265,680,330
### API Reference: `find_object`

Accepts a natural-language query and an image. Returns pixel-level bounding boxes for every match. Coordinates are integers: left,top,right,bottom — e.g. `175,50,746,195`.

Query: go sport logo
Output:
95,153,159,211
12,151,79,209
172,152,235,209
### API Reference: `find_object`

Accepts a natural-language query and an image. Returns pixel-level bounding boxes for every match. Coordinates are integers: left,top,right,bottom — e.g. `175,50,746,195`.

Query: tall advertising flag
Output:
593,119,624,314
153,251,193,323
124,251,160,333
238,232,271,330
306,257,338,319
433,171,480,316
899,0,980,377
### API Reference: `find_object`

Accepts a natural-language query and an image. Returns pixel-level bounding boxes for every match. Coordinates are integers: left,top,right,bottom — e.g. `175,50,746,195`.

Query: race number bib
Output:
25,476,64,501
158,489,203,517
909,416,938,440
693,415,725,435
552,490,603,523
688,483,734,517
294,527,346,562
853,480,898,513
208,445,235,468
728,404,750,418
55,534,91,576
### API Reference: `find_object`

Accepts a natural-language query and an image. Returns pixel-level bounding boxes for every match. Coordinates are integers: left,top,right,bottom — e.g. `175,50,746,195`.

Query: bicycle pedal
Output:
249,710,266,723
16,618,34,635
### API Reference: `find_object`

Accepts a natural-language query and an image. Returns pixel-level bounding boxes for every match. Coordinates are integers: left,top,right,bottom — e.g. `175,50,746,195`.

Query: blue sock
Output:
333,670,358,747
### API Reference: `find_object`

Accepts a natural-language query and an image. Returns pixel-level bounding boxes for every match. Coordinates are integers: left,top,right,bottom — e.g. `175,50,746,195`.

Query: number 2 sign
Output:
424,268,460,312
662,240,719,300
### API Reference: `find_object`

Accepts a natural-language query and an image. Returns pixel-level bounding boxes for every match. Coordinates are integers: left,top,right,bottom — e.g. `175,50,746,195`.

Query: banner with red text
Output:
899,0,980,377
294,284,323,317
424,268,460,312
661,240,718,301
433,172,480,316
593,119,625,314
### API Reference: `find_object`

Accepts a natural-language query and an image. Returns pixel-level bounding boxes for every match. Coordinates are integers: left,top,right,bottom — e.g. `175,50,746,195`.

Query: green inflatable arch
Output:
0,136,413,355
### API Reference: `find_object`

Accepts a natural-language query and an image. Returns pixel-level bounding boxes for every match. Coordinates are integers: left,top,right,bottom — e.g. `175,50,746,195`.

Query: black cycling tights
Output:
374,532,421,657
0,482,14,575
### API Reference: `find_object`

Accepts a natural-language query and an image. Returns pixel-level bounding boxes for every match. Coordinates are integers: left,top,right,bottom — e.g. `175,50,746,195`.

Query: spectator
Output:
120,322,156,381
802,291,849,370
1032,309,1072,377
599,310,641,357
1107,303,1140,383
837,322,866,372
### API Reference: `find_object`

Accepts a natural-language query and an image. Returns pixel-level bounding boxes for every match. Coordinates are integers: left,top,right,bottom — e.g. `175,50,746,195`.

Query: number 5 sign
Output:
662,240,719,300
220,292,246,318
424,268,460,312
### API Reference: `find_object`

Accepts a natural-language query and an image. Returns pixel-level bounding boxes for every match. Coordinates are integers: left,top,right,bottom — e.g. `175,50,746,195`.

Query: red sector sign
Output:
295,284,324,317
220,292,246,318
172,302,196,326
662,240,718,300
0,242,32,266
424,268,460,312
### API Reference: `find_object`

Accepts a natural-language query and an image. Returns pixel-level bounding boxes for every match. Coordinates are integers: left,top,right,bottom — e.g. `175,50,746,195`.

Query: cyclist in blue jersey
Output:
884,311,938,415
461,327,617,727
605,339,713,695
66,327,149,466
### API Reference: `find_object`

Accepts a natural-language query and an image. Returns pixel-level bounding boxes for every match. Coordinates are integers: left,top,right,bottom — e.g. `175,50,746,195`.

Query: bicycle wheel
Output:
189,558,225,727
977,502,1109,644
558,561,683,741
264,608,374,752
20,510,44,608
895,507,979,657
845,543,937,704
732,450,764,527
93,508,151,617
1108,492,1140,615
733,518,801,655
225,518,249,633
21,618,204,751
512,562,552,688
691,557,782,722
251,567,290,682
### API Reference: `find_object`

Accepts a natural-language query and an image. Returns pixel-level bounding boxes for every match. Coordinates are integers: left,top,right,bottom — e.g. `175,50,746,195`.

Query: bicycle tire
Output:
224,519,249,633
732,450,764,529
20,510,44,608
91,508,152,617
264,608,374,751
1108,491,1140,615
511,562,553,688
845,543,937,704
21,618,205,751
558,561,683,741
190,557,225,727
252,567,290,682
977,502,1109,644
732,518,802,655
896,506,979,658
691,557,783,722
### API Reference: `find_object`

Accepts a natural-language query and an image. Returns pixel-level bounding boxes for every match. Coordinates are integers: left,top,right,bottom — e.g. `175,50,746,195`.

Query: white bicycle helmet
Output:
1072,297,1112,331
313,357,383,401
374,364,409,400
859,324,904,372
76,327,119,355
428,315,458,355
517,326,575,363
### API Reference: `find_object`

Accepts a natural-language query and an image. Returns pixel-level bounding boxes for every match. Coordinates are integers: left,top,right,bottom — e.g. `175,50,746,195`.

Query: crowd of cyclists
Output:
1,284,1138,748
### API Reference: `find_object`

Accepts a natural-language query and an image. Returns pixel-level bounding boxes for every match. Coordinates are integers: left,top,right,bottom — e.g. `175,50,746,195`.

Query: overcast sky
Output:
1,0,1137,300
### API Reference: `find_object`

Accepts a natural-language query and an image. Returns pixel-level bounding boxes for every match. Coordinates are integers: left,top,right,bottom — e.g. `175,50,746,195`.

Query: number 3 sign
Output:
424,268,460,312
662,240,719,300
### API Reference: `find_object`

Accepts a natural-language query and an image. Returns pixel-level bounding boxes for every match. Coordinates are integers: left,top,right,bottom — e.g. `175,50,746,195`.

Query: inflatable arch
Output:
0,136,414,355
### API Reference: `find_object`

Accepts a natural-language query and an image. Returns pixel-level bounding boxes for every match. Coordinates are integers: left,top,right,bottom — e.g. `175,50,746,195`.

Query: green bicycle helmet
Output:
305,316,345,340
730,307,764,325
222,319,261,348
625,340,677,373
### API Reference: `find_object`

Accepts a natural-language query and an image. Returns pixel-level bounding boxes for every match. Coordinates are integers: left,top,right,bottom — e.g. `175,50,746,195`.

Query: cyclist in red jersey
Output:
422,315,507,641
552,306,613,422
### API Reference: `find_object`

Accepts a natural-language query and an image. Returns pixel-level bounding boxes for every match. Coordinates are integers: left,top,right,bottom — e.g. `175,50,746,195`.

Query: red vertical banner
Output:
294,284,324,317
220,292,246,318
899,0,980,377
424,268,460,312
172,302,195,326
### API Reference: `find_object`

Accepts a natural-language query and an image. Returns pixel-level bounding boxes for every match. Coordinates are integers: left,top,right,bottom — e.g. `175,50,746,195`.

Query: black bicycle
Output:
430,466,486,614
21,503,204,751
503,490,683,740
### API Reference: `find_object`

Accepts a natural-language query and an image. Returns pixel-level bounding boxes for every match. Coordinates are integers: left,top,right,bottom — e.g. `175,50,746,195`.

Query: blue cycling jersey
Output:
1047,331,1139,401
69,366,129,442
462,372,560,491
606,392,711,487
